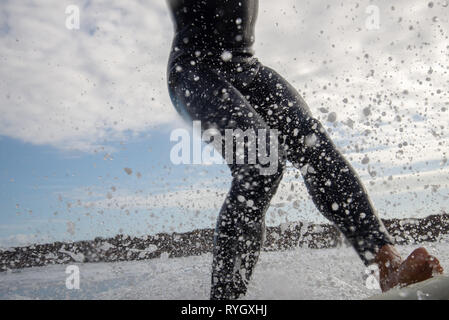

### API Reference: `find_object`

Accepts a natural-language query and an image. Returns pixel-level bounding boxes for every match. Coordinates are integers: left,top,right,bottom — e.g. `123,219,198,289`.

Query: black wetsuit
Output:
166,0,393,300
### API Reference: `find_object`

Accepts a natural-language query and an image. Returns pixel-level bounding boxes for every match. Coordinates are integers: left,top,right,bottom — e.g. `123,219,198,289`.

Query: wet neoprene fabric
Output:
166,0,393,300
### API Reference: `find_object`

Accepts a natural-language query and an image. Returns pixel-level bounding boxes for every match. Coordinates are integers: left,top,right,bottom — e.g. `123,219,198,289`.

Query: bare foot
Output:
396,247,444,286
374,245,444,292
374,244,402,292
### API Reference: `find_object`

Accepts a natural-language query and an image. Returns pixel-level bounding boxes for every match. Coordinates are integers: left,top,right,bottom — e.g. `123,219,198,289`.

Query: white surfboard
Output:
367,275,449,300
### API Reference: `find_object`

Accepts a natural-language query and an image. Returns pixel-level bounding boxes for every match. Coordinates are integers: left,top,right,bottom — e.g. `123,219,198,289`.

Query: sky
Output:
0,0,448,248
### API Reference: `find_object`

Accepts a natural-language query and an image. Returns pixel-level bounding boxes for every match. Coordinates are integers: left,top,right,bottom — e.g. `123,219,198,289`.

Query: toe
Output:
426,255,444,275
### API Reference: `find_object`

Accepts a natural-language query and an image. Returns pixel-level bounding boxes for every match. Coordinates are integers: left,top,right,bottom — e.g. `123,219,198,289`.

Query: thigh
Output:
168,63,275,167
243,63,316,139
169,64,270,130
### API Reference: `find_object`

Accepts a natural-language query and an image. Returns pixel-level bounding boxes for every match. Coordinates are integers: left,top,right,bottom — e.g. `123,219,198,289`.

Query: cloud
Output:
0,0,447,166
0,0,177,152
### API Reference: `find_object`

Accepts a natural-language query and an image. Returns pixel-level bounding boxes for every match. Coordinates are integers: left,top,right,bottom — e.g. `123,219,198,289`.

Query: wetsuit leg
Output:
244,63,393,265
168,62,286,300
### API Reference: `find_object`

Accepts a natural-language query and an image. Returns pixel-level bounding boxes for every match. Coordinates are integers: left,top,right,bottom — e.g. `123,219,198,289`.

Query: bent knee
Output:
231,160,285,185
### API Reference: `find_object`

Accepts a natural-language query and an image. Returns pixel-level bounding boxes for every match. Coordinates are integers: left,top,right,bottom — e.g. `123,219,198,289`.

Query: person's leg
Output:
210,160,285,299
168,63,286,299
244,63,393,265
